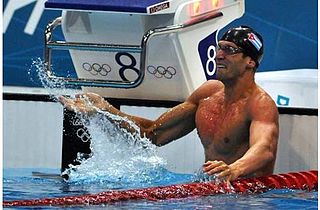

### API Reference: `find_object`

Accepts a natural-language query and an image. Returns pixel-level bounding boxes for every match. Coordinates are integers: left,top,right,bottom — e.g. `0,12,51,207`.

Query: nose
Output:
215,47,225,60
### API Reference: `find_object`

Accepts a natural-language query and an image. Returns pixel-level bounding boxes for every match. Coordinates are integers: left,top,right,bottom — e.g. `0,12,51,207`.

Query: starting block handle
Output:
44,11,223,88
44,17,144,88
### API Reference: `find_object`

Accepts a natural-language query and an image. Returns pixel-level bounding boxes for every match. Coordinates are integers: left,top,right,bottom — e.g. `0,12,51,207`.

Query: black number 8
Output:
115,52,140,81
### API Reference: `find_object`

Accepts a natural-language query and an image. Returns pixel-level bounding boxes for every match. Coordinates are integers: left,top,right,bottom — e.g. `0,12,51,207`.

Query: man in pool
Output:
59,26,279,182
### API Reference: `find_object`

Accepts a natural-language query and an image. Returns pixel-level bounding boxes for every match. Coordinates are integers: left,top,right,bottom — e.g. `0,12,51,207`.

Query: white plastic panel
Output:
3,100,64,168
256,69,318,108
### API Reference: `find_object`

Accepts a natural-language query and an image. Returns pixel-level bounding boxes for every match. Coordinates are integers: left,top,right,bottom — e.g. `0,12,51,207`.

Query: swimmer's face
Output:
215,40,252,81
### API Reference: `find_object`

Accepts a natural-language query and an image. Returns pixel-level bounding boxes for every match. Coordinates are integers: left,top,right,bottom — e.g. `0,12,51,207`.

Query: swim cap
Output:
220,26,264,67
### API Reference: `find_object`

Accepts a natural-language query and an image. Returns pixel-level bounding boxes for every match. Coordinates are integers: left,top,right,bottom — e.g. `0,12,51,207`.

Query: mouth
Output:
216,63,227,69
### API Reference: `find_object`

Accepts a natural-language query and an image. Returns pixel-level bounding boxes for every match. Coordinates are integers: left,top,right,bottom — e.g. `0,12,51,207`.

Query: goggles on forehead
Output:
216,44,244,55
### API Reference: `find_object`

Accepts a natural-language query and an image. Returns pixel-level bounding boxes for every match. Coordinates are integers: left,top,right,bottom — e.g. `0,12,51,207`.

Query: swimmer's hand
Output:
59,93,109,115
203,160,240,182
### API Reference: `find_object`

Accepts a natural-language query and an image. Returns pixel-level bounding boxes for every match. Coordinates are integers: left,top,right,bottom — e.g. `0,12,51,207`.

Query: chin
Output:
215,73,224,81
216,74,231,84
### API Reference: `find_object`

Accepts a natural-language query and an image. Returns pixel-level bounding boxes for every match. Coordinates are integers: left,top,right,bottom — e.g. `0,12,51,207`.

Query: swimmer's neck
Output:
222,74,255,102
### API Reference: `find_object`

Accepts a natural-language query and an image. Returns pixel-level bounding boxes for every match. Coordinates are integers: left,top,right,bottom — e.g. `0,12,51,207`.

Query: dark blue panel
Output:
198,31,218,80
221,0,318,71
3,0,76,87
45,0,165,13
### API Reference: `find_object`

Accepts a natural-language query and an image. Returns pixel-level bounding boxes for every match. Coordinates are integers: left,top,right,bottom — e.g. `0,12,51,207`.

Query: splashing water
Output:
62,110,167,185
29,58,71,101
193,168,234,193
31,58,167,186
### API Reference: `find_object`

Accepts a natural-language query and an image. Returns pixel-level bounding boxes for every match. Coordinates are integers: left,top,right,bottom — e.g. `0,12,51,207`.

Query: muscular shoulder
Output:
187,80,224,104
248,86,279,122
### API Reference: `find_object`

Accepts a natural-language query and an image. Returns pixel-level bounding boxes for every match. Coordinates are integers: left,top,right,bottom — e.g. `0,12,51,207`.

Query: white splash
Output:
29,58,72,101
63,110,167,184
31,58,167,185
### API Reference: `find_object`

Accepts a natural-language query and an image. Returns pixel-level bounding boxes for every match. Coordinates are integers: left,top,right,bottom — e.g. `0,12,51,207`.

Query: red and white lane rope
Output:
3,170,317,207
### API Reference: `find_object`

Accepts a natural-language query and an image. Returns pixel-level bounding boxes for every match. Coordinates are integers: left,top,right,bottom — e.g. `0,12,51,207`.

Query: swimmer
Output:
60,26,279,182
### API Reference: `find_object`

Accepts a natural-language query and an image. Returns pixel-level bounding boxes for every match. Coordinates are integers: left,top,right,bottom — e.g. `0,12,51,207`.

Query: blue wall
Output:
3,0,318,87
224,0,318,72
3,0,74,87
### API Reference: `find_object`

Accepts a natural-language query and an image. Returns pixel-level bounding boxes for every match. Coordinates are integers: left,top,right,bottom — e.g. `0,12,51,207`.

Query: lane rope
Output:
3,170,317,207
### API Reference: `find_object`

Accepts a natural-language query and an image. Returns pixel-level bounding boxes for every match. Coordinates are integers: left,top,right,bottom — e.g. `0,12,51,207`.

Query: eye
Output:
217,44,243,55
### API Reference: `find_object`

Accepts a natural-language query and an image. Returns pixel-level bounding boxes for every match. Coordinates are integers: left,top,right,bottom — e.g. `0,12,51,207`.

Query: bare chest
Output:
195,96,250,150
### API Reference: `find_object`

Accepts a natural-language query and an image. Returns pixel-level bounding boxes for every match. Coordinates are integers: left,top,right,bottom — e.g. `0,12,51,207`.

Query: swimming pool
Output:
3,168,318,209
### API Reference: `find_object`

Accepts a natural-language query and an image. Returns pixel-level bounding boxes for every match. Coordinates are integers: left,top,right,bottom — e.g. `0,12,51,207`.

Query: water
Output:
61,110,169,186
3,168,318,209
28,58,69,98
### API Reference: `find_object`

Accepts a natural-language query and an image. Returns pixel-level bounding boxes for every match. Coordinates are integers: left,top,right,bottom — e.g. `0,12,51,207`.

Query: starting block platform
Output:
46,0,179,14
44,0,245,101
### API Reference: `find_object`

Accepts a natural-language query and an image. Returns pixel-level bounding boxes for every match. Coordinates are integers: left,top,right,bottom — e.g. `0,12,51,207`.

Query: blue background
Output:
224,0,318,72
3,0,318,87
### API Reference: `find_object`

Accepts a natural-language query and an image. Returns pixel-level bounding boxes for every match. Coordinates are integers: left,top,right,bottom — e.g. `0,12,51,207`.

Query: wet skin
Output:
189,80,278,180
195,89,250,165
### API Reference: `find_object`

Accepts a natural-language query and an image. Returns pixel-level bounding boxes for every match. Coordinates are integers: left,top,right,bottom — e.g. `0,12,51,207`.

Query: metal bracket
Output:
44,11,223,88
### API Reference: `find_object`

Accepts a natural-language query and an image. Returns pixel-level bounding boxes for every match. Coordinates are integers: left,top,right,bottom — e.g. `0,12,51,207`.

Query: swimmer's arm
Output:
59,93,154,129
142,101,197,146
99,99,197,145
59,93,197,145
104,101,198,146
95,97,198,144
229,97,279,180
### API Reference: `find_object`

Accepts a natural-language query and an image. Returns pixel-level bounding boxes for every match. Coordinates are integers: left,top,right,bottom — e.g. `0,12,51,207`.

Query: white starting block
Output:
44,0,245,101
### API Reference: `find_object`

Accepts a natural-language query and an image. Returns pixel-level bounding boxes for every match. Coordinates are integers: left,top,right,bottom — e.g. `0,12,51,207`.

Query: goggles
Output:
216,44,244,55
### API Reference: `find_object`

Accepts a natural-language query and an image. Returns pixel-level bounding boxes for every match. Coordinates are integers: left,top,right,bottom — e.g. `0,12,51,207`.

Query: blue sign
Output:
198,30,218,81
3,0,76,87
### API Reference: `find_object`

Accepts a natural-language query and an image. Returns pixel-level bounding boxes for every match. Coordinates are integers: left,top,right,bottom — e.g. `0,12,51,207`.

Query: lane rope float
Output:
3,170,317,207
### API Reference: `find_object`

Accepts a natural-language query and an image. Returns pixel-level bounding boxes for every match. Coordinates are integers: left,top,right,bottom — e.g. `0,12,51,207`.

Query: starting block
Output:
44,0,245,101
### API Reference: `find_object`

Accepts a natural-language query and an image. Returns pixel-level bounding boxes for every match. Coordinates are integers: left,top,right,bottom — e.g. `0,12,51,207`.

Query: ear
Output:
247,59,256,69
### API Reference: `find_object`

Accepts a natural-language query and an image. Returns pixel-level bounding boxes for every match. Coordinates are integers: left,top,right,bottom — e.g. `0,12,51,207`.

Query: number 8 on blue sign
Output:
206,45,216,76
198,30,218,80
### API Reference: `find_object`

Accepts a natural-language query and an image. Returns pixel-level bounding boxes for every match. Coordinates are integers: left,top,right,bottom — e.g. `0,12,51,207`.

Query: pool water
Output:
3,168,318,209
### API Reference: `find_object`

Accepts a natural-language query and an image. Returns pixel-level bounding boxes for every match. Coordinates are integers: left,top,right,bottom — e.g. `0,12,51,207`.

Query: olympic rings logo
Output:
72,118,91,142
82,62,111,76
147,65,177,79
76,128,91,142
72,118,83,126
